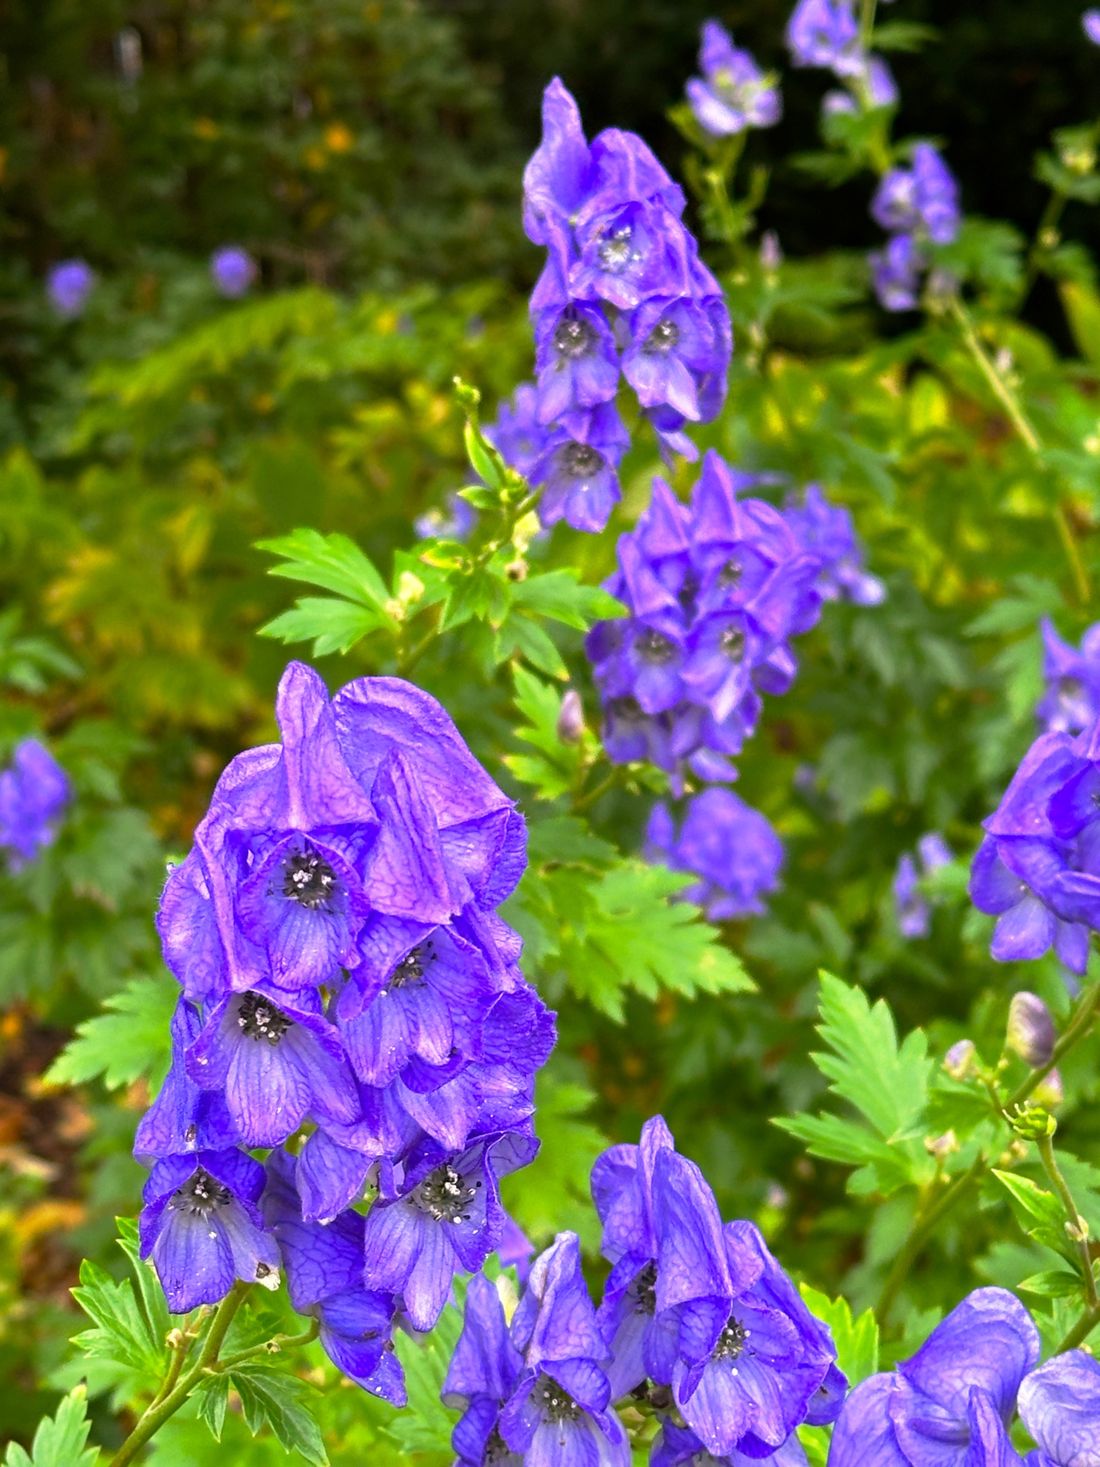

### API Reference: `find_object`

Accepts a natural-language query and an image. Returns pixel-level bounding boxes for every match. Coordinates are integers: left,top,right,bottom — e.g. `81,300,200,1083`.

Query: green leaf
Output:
71,1253,167,1380
1061,280,1100,366
260,598,389,656
385,1286,466,1457
192,1374,230,1442
799,1286,879,1386
504,1068,610,1249
259,528,389,608
45,971,178,1091
991,1170,1071,1254
503,667,586,799
225,1365,327,1466
512,570,623,631
1017,1267,1083,1299
3,1387,99,1467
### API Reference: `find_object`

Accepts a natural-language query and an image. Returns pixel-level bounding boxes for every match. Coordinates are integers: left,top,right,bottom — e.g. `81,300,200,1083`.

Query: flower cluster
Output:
515,79,732,534
787,0,897,114
869,143,961,311
686,21,781,139
829,1288,1100,1466
442,1116,842,1465
1036,617,1100,734
0,739,70,868
585,452,875,784
783,484,885,607
46,259,95,318
210,246,257,298
646,789,784,921
893,832,953,939
969,716,1100,974
135,661,554,1403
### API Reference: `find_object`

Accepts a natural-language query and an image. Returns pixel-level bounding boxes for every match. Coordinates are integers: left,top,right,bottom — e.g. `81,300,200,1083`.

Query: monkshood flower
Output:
134,998,238,1161
1036,617,1100,734
139,1148,280,1313
414,491,478,543
442,1273,525,1467
686,21,781,137
263,1149,405,1403
828,1288,1040,1465
486,383,552,479
1084,9,1100,44
872,143,961,246
46,259,94,317
646,791,784,921
784,483,885,606
1006,991,1056,1067
786,0,863,77
653,1149,841,1456
823,55,898,115
503,1230,630,1465
531,402,631,533
653,1419,809,1466
1018,1349,1100,1466
893,832,953,940
210,245,257,298
0,738,71,867
870,233,922,312
361,1129,537,1331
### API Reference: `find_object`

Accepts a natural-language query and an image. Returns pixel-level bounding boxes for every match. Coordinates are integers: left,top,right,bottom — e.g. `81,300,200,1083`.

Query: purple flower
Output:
1036,618,1100,734
823,55,898,115
786,0,863,77
487,384,553,479
622,296,731,423
653,1419,808,1466
210,246,257,298
534,303,621,423
361,1129,537,1331
46,260,94,317
894,831,953,939
652,1149,840,1455
784,484,885,605
828,1288,1039,1465
686,21,782,137
442,1273,525,1467
0,739,70,867
646,791,784,920
1018,1349,1100,1466
870,233,923,312
502,1231,630,1466
139,1149,280,1313
1084,9,1100,44
134,999,238,1161
872,143,961,246
263,1150,405,1403
532,403,629,534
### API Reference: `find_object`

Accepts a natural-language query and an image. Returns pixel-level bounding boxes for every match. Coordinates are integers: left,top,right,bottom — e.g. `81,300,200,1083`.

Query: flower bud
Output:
1007,1103,1057,1141
557,688,586,744
1006,992,1056,1067
1032,1067,1064,1108
760,230,783,273
924,1129,959,1158
943,1038,976,1079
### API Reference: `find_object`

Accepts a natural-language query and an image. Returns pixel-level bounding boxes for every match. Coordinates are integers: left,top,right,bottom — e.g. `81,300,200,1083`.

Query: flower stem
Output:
1055,1301,1100,1353
1036,1129,1098,1308
875,1157,985,1322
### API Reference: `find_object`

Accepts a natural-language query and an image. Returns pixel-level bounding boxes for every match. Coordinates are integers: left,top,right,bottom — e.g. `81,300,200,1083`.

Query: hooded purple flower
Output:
871,234,923,312
210,246,257,298
1036,619,1100,734
653,1419,809,1466
134,999,238,1161
894,832,953,939
139,1148,280,1313
786,0,863,76
502,1231,630,1467
263,1149,405,1403
872,143,961,246
828,1288,1039,1465
47,260,94,317
0,739,71,866
784,484,885,606
534,302,621,423
623,296,731,423
653,1150,840,1456
361,1129,537,1331
687,21,782,137
186,984,358,1147
487,384,553,479
646,791,784,921
532,403,629,534
442,1273,525,1467
1018,1349,1100,1466
1083,9,1100,44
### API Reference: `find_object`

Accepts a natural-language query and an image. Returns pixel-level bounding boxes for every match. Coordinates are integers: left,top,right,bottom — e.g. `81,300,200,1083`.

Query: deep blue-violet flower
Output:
533,301,621,423
686,21,781,137
828,1287,1039,1465
870,233,923,312
646,790,784,920
442,1272,525,1467
1084,9,1100,44
784,484,885,606
0,738,71,867
134,998,238,1161
653,1419,809,1466
502,1230,630,1466
1036,618,1100,734
894,832,953,939
361,1129,537,1332
210,246,257,298
139,1148,280,1313
872,143,961,246
46,259,94,317
263,1149,405,1403
487,384,553,479
1018,1349,1100,1466
532,403,630,533
786,0,863,77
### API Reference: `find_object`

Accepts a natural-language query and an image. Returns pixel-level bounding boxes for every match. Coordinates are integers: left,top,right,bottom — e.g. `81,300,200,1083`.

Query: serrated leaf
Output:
991,1170,1070,1254
799,1285,879,1386
260,598,388,656
3,1387,98,1467
1017,1268,1083,1299
192,1374,230,1442
45,972,178,1091
71,1254,167,1380
226,1365,328,1466
259,528,389,607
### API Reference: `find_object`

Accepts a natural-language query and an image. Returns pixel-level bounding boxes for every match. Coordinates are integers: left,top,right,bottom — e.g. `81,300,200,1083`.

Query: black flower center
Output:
599,225,638,271
238,990,292,1045
713,1317,749,1361
608,695,645,723
633,1260,658,1315
645,318,680,353
386,943,430,992
562,442,602,478
719,557,743,587
636,629,676,664
720,627,746,661
484,1428,512,1465
553,316,595,358
170,1167,232,1217
282,848,338,911
537,1375,582,1424
414,1163,481,1224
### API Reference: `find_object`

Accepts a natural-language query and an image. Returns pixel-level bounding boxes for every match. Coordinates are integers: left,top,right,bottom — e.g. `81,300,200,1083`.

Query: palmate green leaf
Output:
71,1257,167,1381
511,569,623,631
384,1286,465,1461
223,1365,327,1466
45,970,177,1091
261,598,390,657
258,530,396,654
3,1387,98,1467
503,667,587,800
798,1285,879,1385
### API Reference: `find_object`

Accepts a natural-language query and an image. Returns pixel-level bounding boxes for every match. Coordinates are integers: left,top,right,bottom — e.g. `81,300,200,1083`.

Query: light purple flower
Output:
47,260,94,317
210,246,257,298
687,21,781,137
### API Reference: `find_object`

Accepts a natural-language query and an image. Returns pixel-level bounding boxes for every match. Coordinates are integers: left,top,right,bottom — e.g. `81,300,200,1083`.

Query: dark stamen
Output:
238,990,292,1045
282,848,338,911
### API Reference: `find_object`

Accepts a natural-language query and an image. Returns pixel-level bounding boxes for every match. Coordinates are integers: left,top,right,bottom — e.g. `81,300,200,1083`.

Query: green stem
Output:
1054,1301,1100,1354
1005,982,1100,1112
858,0,878,52
948,296,1090,605
875,1157,985,1322
1036,1129,1098,1308
572,767,625,814
216,1318,321,1374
